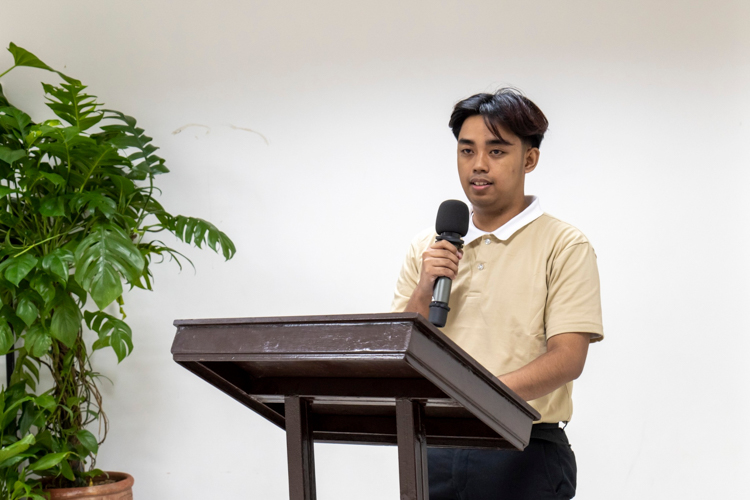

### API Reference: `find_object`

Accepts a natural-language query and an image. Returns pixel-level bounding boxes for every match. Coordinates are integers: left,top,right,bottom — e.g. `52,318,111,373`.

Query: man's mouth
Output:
470,179,493,186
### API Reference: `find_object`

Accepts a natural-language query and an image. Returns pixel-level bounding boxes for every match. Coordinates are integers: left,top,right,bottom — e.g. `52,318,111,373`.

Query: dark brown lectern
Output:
171,313,540,500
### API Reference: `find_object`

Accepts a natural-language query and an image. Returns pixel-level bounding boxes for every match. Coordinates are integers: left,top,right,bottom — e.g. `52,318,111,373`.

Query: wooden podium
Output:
171,313,540,500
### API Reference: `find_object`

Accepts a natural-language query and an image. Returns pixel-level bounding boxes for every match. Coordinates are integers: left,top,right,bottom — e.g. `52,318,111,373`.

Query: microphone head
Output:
435,200,470,236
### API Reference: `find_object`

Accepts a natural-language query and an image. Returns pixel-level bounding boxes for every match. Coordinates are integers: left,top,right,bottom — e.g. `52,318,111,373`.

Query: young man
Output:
391,89,604,500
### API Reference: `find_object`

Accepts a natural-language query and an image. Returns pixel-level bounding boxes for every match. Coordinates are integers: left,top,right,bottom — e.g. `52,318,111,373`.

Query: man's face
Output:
456,115,539,216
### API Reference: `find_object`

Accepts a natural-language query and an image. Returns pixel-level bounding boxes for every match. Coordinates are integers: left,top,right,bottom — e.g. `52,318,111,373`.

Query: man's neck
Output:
472,195,530,233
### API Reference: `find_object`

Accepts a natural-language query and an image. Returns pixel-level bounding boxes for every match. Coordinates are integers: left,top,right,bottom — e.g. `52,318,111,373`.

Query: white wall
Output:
3,0,749,498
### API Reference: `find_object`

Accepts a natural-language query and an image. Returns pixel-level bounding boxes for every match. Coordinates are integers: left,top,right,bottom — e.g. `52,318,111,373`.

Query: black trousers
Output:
428,425,577,500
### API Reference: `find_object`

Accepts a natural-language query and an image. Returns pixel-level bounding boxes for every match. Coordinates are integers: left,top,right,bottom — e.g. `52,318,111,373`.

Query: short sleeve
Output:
545,242,604,342
390,238,423,312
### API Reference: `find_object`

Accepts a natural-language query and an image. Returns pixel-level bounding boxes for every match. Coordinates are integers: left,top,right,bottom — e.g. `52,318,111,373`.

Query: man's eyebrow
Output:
457,137,513,146
487,137,513,146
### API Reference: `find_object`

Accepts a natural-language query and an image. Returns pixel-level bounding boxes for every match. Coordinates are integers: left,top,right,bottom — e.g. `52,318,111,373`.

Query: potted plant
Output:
0,43,235,498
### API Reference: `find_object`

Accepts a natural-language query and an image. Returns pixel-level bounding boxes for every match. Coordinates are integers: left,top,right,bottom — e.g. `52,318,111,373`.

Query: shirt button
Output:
477,263,485,271
484,238,491,245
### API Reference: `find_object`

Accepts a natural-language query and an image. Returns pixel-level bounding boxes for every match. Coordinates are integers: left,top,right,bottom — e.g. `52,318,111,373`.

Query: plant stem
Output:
0,65,16,79
11,233,59,258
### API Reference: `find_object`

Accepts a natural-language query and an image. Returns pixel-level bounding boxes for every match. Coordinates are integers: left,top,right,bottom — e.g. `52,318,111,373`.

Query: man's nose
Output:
472,152,489,172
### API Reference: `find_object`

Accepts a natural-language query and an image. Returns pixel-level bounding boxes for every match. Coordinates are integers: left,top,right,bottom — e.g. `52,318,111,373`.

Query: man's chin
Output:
468,196,503,210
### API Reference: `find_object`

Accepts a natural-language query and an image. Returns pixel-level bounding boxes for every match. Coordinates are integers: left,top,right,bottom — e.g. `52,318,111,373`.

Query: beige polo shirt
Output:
391,196,604,423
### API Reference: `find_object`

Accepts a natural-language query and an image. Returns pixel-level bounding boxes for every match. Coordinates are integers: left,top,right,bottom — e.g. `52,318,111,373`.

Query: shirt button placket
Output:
476,235,490,272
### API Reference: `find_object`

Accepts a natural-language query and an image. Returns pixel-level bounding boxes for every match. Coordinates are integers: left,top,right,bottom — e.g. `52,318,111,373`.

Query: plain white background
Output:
2,0,749,498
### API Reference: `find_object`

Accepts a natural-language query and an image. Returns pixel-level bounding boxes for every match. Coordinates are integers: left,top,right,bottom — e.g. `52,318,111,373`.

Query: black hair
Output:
449,88,548,148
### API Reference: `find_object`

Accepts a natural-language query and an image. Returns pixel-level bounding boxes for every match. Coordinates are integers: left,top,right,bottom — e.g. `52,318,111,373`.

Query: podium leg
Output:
285,396,317,500
396,398,429,500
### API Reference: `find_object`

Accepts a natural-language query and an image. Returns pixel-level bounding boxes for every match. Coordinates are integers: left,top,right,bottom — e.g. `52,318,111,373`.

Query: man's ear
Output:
524,147,540,174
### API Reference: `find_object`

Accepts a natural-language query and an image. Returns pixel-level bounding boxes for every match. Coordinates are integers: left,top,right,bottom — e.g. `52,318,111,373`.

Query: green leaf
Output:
8,43,55,72
0,306,24,338
39,196,65,217
102,111,170,178
168,215,236,260
75,430,98,454
42,251,70,283
88,265,121,310
82,468,105,480
0,146,26,164
0,106,32,135
7,43,81,90
1,394,33,429
0,112,30,153
28,451,69,471
60,458,76,481
25,323,51,357
86,311,133,362
0,186,14,197
16,293,38,326
50,294,81,347
91,337,110,351
2,254,38,286
35,430,53,449
0,318,14,355
0,454,30,471
43,79,101,131
111,325,134,362
65,278,87,306
19,401,38,435
72,191,116,218
0,434,35,464
74,225,144,309
22,356,40,383
30,273,55,305
39,171,65,187
34,394,56,411
110,172,136,190
0,83,8,107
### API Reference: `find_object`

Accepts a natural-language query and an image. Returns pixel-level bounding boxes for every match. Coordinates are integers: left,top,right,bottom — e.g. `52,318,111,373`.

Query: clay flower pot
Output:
46,472,134,500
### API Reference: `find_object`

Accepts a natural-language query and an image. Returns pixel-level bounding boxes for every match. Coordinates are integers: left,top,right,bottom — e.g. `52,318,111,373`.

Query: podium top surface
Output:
172,312,541,450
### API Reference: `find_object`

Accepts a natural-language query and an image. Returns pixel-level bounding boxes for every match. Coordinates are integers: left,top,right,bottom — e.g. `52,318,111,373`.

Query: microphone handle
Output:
428,230,464,328
429,276,452,327
433,276,452,303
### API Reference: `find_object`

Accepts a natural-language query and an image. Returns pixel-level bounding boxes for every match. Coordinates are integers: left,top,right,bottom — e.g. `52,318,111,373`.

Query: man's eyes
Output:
459,149,505,155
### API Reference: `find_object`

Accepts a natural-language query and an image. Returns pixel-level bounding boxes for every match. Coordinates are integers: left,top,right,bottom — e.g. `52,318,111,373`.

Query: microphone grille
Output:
435,200,470,236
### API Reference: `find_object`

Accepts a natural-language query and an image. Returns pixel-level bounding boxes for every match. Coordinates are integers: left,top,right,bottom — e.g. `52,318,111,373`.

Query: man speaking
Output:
391,88,604,500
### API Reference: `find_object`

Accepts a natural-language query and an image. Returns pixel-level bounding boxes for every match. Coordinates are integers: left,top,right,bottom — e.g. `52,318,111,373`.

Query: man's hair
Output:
449,88,549,148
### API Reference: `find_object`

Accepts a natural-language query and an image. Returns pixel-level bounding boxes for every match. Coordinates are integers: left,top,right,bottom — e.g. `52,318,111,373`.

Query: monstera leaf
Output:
74,225,145,309
163,215,236,260
85,311,133,362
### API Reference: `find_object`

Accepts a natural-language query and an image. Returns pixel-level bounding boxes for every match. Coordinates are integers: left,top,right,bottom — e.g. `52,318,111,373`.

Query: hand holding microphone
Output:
416,200,470,327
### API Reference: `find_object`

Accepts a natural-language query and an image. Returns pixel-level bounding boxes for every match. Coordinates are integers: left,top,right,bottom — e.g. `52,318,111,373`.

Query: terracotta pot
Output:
45,472,134,500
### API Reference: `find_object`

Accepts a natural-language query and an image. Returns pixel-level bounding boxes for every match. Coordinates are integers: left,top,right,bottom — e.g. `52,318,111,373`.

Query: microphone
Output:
428,200,470,327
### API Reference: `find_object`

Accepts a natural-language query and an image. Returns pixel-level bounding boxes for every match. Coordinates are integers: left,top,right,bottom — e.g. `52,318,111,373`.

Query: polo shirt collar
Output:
464,195,543,243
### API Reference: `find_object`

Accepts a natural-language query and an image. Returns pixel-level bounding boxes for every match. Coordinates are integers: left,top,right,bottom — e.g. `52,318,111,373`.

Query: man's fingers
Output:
430,240,463,257
418,241,463,287
423,248,461,265
424,256,459,273
424,257,459,279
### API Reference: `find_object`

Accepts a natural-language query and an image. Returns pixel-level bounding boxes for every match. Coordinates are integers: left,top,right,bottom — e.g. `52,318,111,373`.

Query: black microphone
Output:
428,200,470,327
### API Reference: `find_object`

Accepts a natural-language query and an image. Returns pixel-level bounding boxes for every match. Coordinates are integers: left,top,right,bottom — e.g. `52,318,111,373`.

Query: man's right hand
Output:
404,239,463,318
